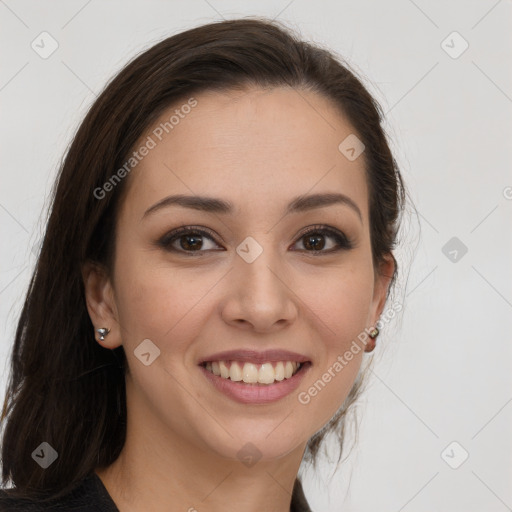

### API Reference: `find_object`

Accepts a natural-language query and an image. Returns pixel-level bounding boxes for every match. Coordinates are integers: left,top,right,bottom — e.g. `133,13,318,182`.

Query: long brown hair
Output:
0,16,405,501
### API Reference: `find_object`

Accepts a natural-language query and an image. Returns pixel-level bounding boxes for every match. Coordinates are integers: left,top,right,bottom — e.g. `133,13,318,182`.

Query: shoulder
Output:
290,477,314,512
0,489,44,511
0,473,118,511
0,489,91,511
0,488,69,511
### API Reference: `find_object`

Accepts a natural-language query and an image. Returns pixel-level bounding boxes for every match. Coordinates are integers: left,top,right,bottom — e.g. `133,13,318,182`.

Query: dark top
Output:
0,473,313,511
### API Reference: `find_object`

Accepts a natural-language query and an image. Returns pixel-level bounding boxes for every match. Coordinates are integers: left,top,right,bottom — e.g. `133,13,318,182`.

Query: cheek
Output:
298,261,375,343
112,248,210,350
290,264,373,425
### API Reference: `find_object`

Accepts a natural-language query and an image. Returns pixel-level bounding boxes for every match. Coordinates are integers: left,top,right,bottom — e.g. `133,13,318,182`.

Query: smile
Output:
199,360,312,404
201,360,303,385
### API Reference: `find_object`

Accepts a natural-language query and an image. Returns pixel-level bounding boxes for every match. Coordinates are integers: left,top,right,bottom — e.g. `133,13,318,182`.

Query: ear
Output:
368,252,396,331
82,261,122,349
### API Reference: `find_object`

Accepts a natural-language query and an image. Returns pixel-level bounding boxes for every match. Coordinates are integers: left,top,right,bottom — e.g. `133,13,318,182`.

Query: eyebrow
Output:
143,192,362,222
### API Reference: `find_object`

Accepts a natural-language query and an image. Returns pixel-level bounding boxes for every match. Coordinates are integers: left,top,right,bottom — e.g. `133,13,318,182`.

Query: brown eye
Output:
158,227,222,255
157,224,353,257
176,233,205,251
303,233,326,251
292,226,353,253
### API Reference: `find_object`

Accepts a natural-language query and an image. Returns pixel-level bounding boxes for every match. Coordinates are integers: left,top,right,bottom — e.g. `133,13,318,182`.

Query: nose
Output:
220,245,298,333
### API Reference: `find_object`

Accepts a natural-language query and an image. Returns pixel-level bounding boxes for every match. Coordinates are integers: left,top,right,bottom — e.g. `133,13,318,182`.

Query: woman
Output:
0,17,405,511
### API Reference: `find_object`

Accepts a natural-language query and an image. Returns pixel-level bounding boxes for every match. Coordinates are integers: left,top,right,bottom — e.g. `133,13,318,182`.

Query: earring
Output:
369,327,379,339
97,328,110,341
364,326,379,353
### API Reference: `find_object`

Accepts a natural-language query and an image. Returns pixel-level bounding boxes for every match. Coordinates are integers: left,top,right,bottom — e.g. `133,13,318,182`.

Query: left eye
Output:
291,226,352,253
158,225,352,255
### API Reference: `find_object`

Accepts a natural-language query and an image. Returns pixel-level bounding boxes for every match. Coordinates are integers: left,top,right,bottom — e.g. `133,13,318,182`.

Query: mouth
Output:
199,360,311,385
197,349,312,403
198,358,312,404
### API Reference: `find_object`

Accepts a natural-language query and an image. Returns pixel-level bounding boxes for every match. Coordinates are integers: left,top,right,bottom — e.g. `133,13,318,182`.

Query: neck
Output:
95,378,307,512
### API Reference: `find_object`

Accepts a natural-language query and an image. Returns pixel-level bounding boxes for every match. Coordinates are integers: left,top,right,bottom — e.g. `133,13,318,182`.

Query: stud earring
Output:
97,328,110,341
369,327,379,339
364,326,379,353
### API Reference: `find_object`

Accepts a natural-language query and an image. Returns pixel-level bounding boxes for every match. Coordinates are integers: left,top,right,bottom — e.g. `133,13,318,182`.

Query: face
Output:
85,86,393,463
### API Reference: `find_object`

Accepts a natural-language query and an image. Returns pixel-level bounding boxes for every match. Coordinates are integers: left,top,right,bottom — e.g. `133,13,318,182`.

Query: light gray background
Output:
1,1,511,511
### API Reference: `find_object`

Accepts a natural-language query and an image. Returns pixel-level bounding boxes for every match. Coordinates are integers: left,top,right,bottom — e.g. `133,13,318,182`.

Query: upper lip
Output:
198,349,311,365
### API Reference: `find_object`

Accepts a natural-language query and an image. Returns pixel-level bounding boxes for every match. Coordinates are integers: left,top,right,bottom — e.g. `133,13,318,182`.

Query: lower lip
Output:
199,363,311,404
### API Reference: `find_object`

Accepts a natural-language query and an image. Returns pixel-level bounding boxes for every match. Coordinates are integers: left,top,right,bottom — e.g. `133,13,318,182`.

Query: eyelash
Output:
157,224,353,256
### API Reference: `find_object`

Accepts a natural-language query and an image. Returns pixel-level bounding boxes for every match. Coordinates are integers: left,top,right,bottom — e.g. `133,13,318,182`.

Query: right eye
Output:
157,226,224,256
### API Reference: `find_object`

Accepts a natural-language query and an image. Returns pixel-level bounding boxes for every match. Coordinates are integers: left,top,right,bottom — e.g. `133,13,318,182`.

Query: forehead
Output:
121,86,369,221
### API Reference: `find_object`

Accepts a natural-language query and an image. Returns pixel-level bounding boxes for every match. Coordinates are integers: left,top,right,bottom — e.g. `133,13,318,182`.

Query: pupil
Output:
304,234,325,250
181,234,203,250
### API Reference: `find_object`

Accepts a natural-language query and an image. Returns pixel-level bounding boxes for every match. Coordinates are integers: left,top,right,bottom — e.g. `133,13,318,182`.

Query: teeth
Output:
258,363,275,384
229,362,243,381
219,361,230,378
274,362,285,381
242,362,259,383
203,360,304,385
211,361,221,376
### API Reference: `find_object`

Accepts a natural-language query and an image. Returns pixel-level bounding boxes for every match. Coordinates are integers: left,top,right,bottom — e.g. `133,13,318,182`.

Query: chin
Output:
199,423,307,463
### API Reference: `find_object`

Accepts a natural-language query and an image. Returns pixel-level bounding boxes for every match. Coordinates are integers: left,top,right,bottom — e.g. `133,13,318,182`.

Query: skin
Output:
83,86,394,512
